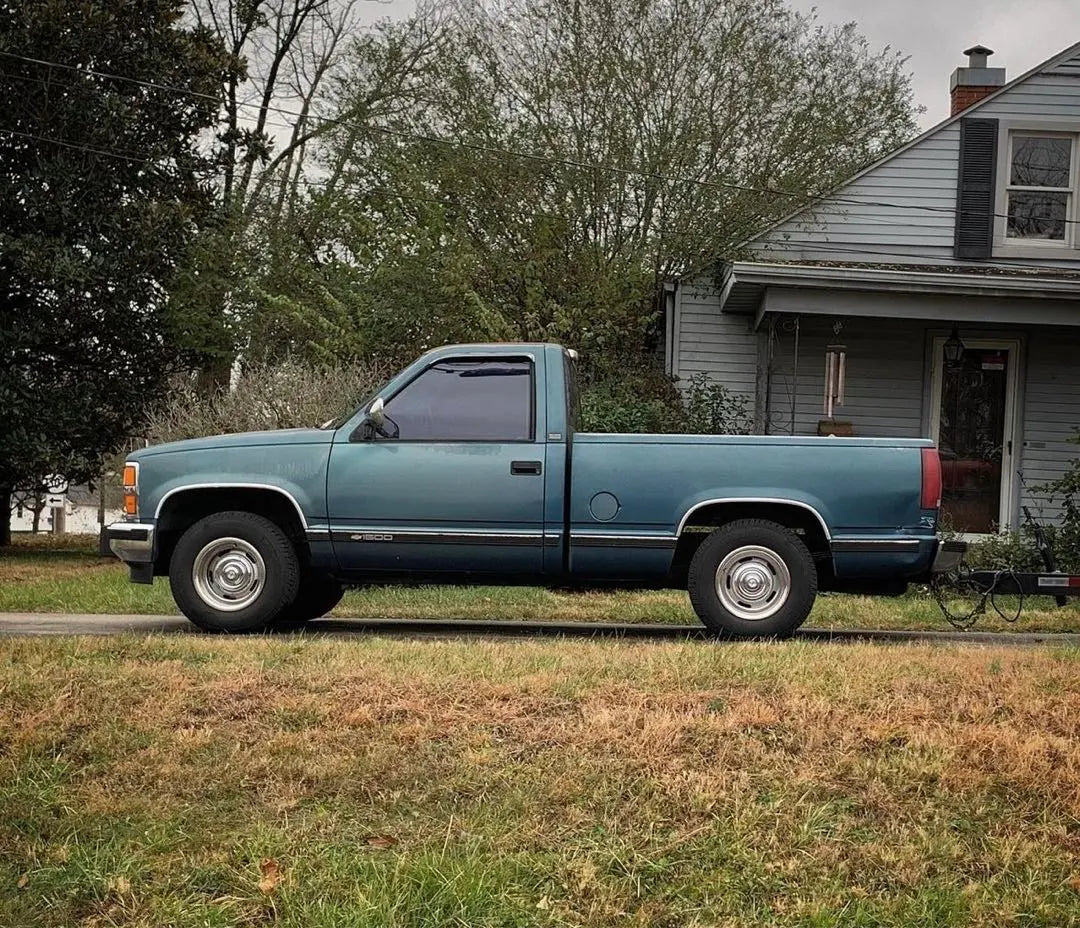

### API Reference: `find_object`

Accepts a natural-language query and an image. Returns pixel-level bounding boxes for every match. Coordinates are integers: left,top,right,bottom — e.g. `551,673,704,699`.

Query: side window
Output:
383,358,534,441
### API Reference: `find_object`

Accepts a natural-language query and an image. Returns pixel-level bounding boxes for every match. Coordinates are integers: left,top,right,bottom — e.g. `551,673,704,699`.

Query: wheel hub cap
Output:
715,545,791,621
192,537,266,612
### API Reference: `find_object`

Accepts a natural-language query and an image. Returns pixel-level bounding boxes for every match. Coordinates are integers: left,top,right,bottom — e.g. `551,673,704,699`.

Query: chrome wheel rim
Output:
715,545,791,621
191,537,266,612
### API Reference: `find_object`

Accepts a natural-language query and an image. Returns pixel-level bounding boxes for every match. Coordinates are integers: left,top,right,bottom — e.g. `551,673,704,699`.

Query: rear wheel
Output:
272,572,344,630
688,519,817,638
169,511,300,633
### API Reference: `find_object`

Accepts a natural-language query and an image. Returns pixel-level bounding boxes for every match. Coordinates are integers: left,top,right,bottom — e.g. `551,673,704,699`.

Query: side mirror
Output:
353,396,397,441
368,397,386,428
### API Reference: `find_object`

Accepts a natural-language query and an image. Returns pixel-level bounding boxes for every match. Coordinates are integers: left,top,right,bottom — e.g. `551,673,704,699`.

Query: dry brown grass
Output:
1,635,1078,926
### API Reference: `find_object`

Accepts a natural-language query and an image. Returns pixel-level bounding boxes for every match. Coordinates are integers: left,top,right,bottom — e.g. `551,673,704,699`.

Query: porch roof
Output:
722,261,1080,328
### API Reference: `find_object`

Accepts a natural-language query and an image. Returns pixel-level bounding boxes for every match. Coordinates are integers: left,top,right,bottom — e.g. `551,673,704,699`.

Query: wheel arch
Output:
669,498,833,586
153,485,310,574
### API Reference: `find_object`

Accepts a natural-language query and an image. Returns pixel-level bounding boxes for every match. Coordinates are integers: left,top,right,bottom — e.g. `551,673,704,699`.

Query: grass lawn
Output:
1,633,1078,927
3,535,1080,634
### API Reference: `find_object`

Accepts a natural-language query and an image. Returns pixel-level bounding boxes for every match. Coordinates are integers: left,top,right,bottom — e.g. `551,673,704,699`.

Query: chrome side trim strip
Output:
676,497,832,540
570,533,677,548
831,539,921,553
329,529,545,547
154,483,310,529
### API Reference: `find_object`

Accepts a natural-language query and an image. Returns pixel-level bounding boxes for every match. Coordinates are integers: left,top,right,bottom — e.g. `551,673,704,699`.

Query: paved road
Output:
1,613,1078,647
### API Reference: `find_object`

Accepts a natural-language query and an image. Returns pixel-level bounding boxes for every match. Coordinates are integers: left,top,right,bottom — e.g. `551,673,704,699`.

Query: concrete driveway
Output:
1,612,1079,647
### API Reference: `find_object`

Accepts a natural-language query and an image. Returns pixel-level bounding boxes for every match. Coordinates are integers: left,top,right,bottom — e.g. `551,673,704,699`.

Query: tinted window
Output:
384,359,533,441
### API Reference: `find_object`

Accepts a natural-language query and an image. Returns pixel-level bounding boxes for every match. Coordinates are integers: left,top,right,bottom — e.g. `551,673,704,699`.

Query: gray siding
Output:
1019,328,1080,519
755,48,1080,270
763,317,927,438
679,300,1080,523
671,275,758,417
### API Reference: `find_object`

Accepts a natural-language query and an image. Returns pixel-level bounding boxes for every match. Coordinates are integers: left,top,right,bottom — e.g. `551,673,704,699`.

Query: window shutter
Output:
954,117,999,259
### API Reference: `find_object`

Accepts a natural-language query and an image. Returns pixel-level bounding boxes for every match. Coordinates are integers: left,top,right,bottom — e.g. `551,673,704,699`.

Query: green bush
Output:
962,530,1046,573
579,365,752,435
934,429,1079,574
1033,429,1080,572
680,373,754,435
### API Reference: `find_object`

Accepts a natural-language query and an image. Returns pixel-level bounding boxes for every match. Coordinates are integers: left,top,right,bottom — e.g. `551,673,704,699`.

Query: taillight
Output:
921,447,942,510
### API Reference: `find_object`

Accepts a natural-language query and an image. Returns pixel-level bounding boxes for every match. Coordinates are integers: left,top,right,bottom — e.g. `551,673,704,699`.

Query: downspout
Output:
790,315,800,436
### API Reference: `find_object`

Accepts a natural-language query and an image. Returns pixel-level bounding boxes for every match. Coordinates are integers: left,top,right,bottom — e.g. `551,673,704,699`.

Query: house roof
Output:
723,261,1080,324
677,37,1080,288
741,38,1080,252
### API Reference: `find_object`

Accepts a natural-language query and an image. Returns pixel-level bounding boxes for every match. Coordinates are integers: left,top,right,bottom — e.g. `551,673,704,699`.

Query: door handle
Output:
511,460,542,476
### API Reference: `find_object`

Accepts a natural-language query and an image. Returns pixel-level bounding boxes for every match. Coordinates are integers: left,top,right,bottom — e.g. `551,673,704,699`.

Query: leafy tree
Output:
175,0,449,380
292,0,919,375
0,0,229,543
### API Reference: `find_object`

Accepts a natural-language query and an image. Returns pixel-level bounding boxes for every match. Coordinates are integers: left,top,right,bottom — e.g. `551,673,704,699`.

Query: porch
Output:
667,263,1080,532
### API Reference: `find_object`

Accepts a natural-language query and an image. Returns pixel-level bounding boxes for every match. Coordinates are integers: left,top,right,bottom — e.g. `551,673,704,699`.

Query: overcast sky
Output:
789,0,1080,128
362,0,1078,131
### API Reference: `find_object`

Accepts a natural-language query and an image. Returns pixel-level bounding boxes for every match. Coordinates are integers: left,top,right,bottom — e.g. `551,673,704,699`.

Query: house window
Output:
1005,133,1075,243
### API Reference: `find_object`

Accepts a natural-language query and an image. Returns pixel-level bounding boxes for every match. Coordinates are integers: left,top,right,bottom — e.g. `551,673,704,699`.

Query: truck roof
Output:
423,342,566,353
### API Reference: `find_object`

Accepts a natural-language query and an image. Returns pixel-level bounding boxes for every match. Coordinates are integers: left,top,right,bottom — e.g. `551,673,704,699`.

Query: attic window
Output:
1005,133,1074,243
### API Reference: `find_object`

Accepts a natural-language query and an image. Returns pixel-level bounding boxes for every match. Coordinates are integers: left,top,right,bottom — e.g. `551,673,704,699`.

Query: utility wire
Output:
8,121,1080,277
0,48,1032,221
7,46,1080,246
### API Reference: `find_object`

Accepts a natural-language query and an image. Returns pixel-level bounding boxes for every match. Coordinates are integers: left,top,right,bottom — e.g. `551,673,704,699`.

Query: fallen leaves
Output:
16,873,28,889
258,858,282,895
366,835,399,850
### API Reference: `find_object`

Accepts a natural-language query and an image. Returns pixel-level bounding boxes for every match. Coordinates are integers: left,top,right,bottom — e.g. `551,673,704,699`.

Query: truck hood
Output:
130,427,334,459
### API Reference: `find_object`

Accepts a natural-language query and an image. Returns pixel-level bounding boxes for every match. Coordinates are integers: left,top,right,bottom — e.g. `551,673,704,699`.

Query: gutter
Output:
727,261,1080,302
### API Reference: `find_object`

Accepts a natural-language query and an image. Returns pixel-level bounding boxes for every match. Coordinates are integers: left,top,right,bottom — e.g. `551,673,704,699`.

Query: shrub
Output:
962,530,1046,573
1033,429,1080,572
579,363,753,435
680,373,754,435
144,360,391,444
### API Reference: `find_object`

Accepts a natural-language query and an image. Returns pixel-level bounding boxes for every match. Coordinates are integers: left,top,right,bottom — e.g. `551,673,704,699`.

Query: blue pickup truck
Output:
109,342,944,637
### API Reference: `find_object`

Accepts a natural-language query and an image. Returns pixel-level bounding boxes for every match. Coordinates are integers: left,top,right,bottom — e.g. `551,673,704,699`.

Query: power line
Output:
8,45,1080,238
5,52,1080,278
8,121,1080,278
0,65,310,138
0,126,163,166
0,49,957,215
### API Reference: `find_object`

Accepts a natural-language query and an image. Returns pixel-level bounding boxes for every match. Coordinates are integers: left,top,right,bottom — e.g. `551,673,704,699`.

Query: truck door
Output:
326,352,549,577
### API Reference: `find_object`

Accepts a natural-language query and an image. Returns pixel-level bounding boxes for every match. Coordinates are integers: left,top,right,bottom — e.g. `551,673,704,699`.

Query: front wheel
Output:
169,511,301,633
688,519,817,638
271,572,344,630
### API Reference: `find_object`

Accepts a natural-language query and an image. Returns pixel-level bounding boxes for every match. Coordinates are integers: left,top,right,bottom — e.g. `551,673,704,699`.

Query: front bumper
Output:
107,522,156,583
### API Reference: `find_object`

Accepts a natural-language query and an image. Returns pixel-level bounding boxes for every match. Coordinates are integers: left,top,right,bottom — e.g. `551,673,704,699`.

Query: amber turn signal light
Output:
123,464,138,489
123,492,138,516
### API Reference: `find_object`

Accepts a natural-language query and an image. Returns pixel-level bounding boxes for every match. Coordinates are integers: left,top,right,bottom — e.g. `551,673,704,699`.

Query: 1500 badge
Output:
351,533,393,542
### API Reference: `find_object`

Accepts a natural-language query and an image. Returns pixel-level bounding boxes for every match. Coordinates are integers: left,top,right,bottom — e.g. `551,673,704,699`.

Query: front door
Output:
327,355,548,577
929,337,1020,533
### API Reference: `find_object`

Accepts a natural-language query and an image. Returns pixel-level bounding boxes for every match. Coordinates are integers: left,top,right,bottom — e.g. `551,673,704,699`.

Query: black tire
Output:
271,572,344,630
169,511,301,633
687,519,817,638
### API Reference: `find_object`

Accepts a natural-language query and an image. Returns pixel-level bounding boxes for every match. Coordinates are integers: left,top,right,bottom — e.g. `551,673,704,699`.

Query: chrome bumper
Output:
931,539,967,574
107,521,155,563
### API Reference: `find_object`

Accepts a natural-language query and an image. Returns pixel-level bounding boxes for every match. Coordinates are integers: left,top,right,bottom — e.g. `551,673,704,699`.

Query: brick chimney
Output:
950,45,1006,115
